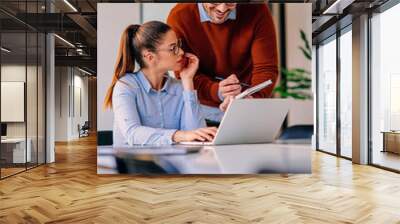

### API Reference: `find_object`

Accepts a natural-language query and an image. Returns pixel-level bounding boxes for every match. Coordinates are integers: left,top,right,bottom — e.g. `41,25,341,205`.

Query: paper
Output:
235,79,273,99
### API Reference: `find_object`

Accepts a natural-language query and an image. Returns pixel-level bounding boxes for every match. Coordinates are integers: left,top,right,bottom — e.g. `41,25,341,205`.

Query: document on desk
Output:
235,79,273,99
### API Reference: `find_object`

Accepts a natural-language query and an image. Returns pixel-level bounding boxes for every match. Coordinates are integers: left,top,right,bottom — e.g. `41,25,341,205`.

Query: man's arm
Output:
249,5,279,98
167,8,222,105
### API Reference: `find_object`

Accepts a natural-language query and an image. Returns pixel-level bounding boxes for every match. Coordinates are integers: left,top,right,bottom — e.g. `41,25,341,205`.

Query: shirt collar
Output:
197,3,236,23
136,70,171,93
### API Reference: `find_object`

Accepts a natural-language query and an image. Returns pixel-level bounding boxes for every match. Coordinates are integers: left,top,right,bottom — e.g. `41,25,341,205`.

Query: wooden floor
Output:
1,136,400,223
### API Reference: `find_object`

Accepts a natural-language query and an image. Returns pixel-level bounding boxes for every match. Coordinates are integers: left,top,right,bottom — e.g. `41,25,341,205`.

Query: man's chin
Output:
211,16,228,24
212,19,226,24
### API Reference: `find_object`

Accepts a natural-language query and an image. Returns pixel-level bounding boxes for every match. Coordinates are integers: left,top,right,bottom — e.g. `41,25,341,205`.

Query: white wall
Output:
142,3,176,23
1,65,35,137
97,3,140,131
72,73,89,138
55,67,68,141
285,4,313,126
1,64,46,163
54,67,89,141
285,4,312,71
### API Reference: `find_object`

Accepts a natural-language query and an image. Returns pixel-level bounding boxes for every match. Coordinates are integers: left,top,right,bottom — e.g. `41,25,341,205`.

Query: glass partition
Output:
317,35,337,154
0,1,46,179
371,3,400,171
339,28,352,158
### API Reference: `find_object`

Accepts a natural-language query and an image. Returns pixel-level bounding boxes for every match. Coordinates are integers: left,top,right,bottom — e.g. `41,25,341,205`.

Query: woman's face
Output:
152,30,185,72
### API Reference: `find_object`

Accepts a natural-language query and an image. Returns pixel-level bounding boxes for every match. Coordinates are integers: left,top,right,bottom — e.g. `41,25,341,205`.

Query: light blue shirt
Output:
197,3,236,23
112,71,206,146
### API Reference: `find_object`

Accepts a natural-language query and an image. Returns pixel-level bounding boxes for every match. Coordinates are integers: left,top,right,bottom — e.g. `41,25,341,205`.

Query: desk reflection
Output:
97,144,311,174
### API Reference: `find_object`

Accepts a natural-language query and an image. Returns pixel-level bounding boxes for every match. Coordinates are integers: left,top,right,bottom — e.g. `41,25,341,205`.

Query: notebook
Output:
235,79,273,99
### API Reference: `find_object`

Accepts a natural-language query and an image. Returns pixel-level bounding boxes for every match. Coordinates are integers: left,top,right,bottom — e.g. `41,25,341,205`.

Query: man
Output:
167,3,278,117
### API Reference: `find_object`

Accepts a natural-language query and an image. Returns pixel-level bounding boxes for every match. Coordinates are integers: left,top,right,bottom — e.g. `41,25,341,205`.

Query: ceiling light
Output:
78,67,93,76
322,0,354,15
1,47,11,53
54,34,75,48
63,0,78,12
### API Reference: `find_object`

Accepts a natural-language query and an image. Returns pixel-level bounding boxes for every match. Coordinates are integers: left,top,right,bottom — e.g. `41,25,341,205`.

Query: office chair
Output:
279,125,313,140
78,121,90,138
97,130,113,146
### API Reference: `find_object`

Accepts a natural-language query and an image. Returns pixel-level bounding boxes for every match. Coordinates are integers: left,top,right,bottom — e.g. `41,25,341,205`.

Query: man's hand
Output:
219,95,253,112
218,74,242,100
219,96,234,112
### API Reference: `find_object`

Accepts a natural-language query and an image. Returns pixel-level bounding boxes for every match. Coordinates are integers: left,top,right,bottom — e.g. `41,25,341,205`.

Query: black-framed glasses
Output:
158,38,182,55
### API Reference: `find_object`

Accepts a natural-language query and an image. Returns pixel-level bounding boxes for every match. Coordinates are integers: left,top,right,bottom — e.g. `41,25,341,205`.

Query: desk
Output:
97,144,311,174
1,138,31,163
382,131,400,154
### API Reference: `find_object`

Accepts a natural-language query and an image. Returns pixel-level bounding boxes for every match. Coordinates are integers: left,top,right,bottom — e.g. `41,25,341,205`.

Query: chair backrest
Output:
82,121,90,129
279,125,313,140
97,130,113,146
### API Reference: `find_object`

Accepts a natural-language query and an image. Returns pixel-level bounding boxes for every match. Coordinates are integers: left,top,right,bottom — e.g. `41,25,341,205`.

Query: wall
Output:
1,62,45,165
285,4,313,126
142,3,176,23
54,67,89,141
97,3,140,131
1,65,39,138
285,4,312,71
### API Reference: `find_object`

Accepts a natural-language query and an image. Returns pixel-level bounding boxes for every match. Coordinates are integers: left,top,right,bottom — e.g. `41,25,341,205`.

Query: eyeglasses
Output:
208,3,237,8
157,38,182,55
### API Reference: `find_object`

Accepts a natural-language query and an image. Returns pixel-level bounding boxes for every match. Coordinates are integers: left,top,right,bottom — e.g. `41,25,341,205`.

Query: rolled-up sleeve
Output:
180,90,206,130
113,83,177,145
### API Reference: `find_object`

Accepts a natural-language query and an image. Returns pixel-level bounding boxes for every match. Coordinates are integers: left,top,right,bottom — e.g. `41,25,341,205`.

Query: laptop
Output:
180,99,289,145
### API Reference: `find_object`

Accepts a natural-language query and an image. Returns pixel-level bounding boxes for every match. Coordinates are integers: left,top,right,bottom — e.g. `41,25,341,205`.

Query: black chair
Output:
97,130,113,146
78,121,90,138
279,125,313,140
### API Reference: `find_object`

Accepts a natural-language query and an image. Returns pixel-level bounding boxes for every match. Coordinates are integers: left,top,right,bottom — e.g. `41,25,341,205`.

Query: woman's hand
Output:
172,127,218,142
180,53,199,80
180,53,199,91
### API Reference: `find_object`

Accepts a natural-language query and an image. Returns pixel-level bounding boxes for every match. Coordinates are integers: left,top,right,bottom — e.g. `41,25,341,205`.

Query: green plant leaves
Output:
273,29,313,100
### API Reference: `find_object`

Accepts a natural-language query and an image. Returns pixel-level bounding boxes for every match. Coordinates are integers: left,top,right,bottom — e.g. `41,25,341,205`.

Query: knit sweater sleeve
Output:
249,5,279,98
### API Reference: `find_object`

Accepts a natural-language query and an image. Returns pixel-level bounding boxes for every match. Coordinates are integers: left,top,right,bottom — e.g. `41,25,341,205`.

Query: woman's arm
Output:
180,90,206,130
113,82,177,145
179,53,206,130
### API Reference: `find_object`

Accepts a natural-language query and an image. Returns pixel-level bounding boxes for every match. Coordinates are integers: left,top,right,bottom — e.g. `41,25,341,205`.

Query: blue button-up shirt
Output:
197,3,236,23
112,71,206,146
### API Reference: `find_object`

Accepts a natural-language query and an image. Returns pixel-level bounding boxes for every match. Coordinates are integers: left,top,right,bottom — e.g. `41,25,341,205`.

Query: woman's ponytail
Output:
103,24,140,109
103,21,171,109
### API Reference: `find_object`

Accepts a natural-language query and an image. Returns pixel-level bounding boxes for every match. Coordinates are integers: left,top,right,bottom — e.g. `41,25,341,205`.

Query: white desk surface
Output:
1,138,27,143
97,143,311,174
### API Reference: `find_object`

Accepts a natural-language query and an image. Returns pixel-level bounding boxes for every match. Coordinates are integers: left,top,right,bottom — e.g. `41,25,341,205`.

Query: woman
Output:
104,21,217,146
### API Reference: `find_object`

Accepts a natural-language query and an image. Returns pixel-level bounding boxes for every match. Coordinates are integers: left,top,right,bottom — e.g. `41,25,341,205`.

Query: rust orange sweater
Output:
167,3,278,107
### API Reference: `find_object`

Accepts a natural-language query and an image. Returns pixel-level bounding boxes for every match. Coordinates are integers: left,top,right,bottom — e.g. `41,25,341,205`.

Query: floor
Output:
373,150,400,171
0,135,400,223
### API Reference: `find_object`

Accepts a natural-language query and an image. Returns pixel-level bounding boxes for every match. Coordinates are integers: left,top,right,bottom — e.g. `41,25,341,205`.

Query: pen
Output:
214,76,250,87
